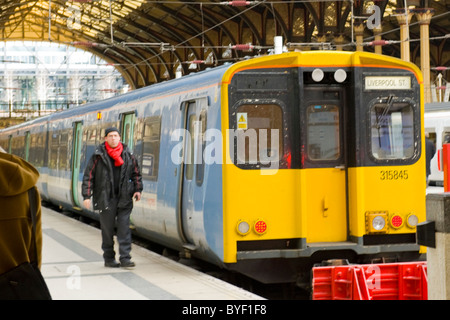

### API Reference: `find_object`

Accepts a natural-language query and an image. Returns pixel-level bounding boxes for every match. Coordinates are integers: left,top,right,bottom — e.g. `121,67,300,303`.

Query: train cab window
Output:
370,101,415,160
141,116,161,181
306,105,340,161
232,103,283,168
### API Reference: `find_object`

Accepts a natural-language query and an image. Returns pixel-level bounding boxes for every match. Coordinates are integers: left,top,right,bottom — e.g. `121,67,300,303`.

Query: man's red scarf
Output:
105,142,124,166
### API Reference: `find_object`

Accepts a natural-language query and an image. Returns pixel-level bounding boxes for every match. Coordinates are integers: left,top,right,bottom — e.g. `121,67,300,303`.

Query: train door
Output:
302,85,348,243
178,99,207,247
121,112,136,151
71,122,83,208
24,131,31,161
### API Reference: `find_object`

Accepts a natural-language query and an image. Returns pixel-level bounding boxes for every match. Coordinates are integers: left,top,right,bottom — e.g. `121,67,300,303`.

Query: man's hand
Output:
133,192,141,201
83,199,91,209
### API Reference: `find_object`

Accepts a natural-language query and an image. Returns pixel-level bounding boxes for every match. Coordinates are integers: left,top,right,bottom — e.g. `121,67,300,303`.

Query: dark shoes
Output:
104,260,120,268
104,260,136,268
120,260,136,268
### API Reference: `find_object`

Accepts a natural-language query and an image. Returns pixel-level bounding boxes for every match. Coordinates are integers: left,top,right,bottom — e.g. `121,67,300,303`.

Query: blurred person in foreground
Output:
0,147,42,275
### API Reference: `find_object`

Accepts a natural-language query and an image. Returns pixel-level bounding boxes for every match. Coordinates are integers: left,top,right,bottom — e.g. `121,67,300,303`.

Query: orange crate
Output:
312,262,427,300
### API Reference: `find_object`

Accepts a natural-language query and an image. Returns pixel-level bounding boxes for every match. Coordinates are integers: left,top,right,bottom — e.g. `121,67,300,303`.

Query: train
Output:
424,102,450,186
0,51,426,286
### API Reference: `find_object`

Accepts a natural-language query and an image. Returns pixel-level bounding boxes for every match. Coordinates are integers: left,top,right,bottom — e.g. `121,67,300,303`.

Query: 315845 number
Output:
380,170,408,180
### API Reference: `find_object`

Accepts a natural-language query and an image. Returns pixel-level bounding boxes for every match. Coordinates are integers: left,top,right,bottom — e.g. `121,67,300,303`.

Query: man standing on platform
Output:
82,127,143,268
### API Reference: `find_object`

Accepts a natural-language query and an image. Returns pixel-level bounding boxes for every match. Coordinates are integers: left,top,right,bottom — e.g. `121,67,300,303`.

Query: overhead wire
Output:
61,0,449,74
120,0,267,73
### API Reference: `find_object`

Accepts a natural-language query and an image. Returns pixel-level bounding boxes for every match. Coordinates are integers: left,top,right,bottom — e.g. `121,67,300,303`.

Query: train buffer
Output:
312,261,428,300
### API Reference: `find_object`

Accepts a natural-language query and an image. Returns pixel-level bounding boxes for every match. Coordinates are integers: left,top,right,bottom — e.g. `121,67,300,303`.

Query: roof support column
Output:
394,8,413,62
415,8,435,104
373,25,383,55
334,34,346,51
354,24,364,51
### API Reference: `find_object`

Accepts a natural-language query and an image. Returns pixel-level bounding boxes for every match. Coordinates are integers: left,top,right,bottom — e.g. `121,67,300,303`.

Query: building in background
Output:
0,41,127,121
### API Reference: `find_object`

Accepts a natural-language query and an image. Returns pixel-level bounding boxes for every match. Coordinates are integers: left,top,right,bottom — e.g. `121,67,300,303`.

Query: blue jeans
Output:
99,199,132,262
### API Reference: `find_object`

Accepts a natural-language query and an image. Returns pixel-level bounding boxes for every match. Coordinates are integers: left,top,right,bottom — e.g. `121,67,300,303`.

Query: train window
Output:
0,138,7,152
196,109,207,186
59,130,69,170
185,114,197,180
232,103,283,168
141,116,161,181
49,133,59,169
36,134,45,167
29,133,40,167
370,101,414,160
87,128,97,148
442,131,450,145
121,113,136,150
306,105,340,161
426,131,436,146
7,135,12,153
11,136,25,159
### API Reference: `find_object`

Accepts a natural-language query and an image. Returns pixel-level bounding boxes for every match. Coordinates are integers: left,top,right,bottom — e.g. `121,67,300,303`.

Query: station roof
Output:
0,0,449,89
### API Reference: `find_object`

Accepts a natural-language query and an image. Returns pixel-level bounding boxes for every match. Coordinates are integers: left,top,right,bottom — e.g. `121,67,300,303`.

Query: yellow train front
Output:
220,51,425,285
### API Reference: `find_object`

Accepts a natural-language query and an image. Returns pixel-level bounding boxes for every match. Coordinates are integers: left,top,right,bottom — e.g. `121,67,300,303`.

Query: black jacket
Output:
425,138,436,177
82,142,143,211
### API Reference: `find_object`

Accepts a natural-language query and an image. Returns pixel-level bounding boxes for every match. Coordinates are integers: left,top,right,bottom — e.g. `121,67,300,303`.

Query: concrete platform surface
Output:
40,207,264,300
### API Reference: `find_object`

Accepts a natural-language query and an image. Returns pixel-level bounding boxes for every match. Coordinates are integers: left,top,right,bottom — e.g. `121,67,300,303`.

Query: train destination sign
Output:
365,76,411,90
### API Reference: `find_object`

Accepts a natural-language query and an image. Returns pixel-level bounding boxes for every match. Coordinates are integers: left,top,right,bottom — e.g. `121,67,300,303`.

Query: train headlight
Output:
366,212,388,233
334,69,347,83
406,213,419,229
236,220,250,236
312,68,324,82
372,216,386,231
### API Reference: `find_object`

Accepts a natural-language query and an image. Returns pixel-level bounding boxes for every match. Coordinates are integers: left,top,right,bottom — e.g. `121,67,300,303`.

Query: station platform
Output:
427,186,444,194
40,206,264,300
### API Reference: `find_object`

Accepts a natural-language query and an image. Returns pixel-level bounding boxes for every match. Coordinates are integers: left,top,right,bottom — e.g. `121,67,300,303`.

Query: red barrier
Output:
312,262,428,300
444,144,450,192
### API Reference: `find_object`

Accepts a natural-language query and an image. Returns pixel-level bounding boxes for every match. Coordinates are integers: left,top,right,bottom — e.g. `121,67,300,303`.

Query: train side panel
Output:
0,66,228,264
109,69,227,263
